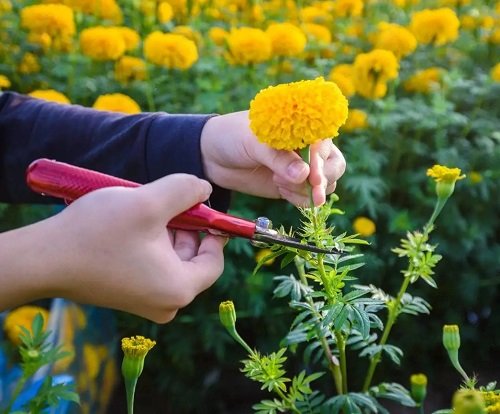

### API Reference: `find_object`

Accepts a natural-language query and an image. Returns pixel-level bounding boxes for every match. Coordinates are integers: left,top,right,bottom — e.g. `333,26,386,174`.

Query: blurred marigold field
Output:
0,0,499,411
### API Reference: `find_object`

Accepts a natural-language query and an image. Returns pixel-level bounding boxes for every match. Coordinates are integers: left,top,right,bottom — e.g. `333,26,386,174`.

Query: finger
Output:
273,174,309,196
173,230,200,261
137,174,213,220
323,145,347,186
312,184,327,206
184,235,227,292
278,187,311,208
325,181,337,195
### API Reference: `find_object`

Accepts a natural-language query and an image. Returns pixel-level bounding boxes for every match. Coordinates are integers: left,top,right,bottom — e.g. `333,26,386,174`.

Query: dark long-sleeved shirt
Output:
0,92,229,210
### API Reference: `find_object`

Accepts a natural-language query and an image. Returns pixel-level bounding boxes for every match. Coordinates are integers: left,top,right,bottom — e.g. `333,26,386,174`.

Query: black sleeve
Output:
0,92,230,210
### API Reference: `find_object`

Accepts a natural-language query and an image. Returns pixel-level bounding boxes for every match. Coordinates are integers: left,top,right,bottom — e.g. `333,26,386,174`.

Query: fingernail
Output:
201,180,213,196
287,160,306,180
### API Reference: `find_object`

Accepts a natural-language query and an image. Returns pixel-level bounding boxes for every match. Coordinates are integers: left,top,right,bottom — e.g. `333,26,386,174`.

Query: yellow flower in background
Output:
27,32,52,52
172,25,203,47
0,0,12,13
427,165,465,183
80,26,126,61
111,26,140,51
491,63,500,82
114,56,146,83
410,8,460,46
374,23,417,59
460,15,478,30
468,171,483,184
439,0,470,7
342,109,368,132
18,53,41,74
67,0,123,23
329,64,356,97
487,28,500,44
249,77,348,151
452,390,486,414
299,5,333,24
353,216,376,237
93,93,141,114
404,67,443,93
333,0,363,17
255,248,276,266
302,23,332,44
158,1,173,23
29,89,71,104
353,49,399,99
266,22,307,57
144,31,198,69
3,306,50,345
0,75,10,89
140,0,156,15
21,4,75,38
209,27,228,46
226,27,272,65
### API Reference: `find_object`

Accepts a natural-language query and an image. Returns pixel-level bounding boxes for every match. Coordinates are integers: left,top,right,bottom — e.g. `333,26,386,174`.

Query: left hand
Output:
200,111,346,206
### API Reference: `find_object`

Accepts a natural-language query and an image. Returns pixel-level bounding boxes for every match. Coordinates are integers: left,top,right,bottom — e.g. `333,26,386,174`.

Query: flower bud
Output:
410,373,427,404
121,336,156,381
452,389,486,414
443,324,461,352
219,301,237,332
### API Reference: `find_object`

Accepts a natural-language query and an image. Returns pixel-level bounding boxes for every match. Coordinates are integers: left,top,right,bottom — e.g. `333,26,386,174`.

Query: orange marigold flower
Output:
249,77,348,151
266,22,307,57
144,31,198,69
93,93,141,114
80,26,126,61
226,27,272,65
410,8,460,46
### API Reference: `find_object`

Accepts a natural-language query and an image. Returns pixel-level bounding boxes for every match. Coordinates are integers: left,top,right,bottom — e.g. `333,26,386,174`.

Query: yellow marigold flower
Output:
460,15,478,30
410,8,460,46
439,0,470,6
487,28,500,44
18,53,41,74
299,5,333,24
209,27,228,46
491,63,500,81
266,22,307,57
144,31,198,70
333,0,363,18
353,216,376,237
374,23,417,59
427,165,465,183
172,25,202,47
353,49,399,99
93,93,141,114
329,64,356,97
114,56,146,83
80,26,126,61
21,4,75,38
3,306,50,345
121,335,156,358
27,32,52,52
249,77,348,151
255,248,276,266
158,1,173,23
404,67,443,93
140,0,156,15
0,74,10,89
452,390,486,414
345,21,364,38
0,0,12,13
267,60,294,76
111,26,140,51
121,335,156,384
302,23,332,44
29,89,71,104
69,0,123,23
226,27,272,65
480,15,495,29
468,171,483,184
342,109,368,132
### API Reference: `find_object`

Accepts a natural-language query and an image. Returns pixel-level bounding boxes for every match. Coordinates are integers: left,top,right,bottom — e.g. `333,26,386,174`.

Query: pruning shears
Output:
26,158,342,255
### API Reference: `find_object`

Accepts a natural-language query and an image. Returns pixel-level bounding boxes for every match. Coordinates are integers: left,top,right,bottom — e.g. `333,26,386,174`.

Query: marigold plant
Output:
410,7,460,46
144,31,198,69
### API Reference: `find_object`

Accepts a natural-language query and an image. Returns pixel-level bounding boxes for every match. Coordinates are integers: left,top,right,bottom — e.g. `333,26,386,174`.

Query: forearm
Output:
0,217,64,310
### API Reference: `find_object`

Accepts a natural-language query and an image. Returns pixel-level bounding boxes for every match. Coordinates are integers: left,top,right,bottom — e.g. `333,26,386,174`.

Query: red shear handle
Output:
26,159,256,238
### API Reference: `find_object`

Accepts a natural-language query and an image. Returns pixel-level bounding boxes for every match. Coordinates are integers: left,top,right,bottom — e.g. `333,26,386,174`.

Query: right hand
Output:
44,173,227,323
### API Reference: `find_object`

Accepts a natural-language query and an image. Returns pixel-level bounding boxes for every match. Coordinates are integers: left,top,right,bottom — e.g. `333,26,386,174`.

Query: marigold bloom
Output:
219,301,237,331
172,25,202,47
29,89,71,104
410,8,460,46
21,4,75,38
121,336,156,359
158,1,173,23
300,5,332,24
343,109,368,132
93,93,141,114
353,216,376,237
452,390,485,414
329,64,356,97
491,63,500,82
69,0,123,23
249,77,348,151
0,0,12,13
209,27,228,46
80,26,126,61
266,22,307,57
27,32,52,52
111,26,140,51
353,49,399,99
144,31,198,69
302,23,332,44
121,335,155,387
0,75,10,89
3,306,50,345
333,0,363,17
427,165,465,183
404,67,443,93
114,56,146,83
18,52,41,74
226,27,272,65
374,23,417,59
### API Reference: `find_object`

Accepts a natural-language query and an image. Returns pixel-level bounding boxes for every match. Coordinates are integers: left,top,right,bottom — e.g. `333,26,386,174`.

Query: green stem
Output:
335,332,348,393
273,386,301,414
362,275,411,391
3,375,28,414
299,146,315,210
425,197,447,232
229,330,254,356
418,404,425,414
125,377,138,414
295,257,343,395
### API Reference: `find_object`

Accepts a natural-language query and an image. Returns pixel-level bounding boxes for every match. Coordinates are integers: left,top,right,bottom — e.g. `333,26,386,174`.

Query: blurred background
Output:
0,0,499,411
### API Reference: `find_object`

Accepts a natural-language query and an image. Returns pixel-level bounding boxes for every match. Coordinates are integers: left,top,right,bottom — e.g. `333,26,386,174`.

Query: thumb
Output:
138,173,213,219
255,145,310,184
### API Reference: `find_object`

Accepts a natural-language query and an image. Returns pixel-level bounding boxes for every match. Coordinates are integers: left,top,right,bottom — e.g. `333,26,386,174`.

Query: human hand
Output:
200,111,346,206
38,174,226,323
